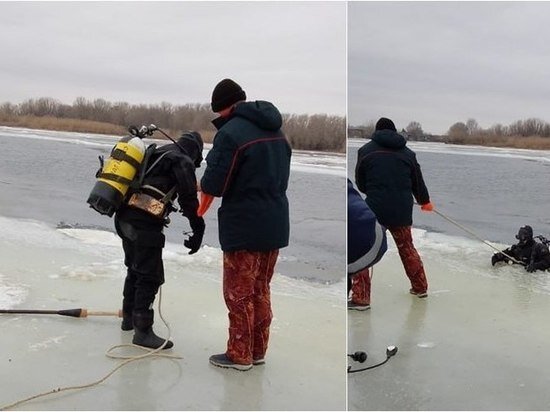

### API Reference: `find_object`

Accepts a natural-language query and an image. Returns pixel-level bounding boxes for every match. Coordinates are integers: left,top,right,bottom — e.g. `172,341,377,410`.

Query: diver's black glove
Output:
184,216,205,255
491,253,504,266
526,262,536,273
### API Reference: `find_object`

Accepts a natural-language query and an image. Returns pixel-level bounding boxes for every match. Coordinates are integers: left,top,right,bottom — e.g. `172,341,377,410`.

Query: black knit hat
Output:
211,79,246,112
375,117,397,131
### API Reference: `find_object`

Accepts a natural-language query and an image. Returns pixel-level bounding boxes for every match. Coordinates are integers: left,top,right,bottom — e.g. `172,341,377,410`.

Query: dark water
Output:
0,131,345,284
348,140,550,246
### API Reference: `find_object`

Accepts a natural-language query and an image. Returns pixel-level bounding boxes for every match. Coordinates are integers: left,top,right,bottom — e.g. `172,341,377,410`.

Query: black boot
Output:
132,310,173,350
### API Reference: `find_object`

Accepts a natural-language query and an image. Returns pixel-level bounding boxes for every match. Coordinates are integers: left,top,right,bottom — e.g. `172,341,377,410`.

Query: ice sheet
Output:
0,215,345,410
348,229,550,410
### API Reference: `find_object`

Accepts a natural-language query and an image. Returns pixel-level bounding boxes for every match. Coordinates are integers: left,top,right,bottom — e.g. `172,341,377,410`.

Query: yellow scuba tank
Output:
87,134,146,217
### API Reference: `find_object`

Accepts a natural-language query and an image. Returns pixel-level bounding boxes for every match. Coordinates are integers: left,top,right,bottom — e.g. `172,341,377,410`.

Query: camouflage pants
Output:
223,249,279,364
350,267,370,305
387,226,428,293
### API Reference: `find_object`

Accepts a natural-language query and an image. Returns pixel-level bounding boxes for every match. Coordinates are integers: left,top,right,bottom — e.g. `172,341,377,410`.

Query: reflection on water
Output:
221,368,264,411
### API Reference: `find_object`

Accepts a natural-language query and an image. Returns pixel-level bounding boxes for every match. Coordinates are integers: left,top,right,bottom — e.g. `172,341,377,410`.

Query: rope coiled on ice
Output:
1,287,180,410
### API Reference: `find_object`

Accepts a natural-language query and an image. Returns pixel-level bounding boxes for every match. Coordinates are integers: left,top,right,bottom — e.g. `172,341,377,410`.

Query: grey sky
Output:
349,2,550,134
0,1,346,116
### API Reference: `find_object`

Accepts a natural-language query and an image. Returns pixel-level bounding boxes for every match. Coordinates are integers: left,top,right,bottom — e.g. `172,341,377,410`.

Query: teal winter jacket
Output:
201,101,291,251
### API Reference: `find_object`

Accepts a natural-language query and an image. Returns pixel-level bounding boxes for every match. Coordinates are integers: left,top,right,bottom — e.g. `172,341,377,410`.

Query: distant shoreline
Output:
0,115,346,153
0,116,215,143
0,120,347,156
440,136,550,150
8,116,548,152
349,135,550,151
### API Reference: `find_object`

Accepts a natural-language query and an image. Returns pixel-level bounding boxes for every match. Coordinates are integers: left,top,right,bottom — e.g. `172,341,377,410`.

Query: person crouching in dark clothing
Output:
491,225,550,272
114,131,205,349
348,179,387,311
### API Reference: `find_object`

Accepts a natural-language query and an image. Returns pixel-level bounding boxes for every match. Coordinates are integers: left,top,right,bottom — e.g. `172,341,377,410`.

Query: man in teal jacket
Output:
201,79,292,371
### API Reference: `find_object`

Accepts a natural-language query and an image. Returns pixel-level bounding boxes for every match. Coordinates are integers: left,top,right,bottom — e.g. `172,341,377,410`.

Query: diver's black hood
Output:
516,225,534,245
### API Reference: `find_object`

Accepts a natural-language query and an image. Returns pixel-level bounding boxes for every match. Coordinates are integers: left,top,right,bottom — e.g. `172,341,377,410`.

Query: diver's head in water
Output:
516,225,533,246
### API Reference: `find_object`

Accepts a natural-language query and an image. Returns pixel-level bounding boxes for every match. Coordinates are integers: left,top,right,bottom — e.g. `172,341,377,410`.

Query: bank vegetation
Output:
0,97,346,153
350,117,550,150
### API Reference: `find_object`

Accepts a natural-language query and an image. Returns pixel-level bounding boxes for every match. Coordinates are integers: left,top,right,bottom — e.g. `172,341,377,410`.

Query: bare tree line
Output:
348,120,427,140
0,97,346,152
447,118,550,141
283,113,346,152
350,117,550,148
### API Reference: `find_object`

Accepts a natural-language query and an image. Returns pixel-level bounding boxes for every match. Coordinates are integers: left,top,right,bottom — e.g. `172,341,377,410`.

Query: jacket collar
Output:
212,116,228,130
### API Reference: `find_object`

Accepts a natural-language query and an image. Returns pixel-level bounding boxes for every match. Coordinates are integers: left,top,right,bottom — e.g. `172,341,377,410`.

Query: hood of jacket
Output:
213,100,283,131
371,129,407,150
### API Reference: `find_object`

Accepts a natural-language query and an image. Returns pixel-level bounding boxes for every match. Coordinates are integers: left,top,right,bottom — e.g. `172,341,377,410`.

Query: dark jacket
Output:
116,143,200,228
355,129,430,227
201,100,291,252
498,240,536,266
348,179,387,275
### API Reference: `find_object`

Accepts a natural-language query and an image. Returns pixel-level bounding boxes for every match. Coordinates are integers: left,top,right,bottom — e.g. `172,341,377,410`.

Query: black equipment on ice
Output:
535,235,550,246
348,346,398,373
348,351,367,363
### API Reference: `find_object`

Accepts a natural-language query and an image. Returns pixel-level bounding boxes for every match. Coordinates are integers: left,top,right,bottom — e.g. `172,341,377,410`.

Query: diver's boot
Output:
133,328,173,349
132,310,173,350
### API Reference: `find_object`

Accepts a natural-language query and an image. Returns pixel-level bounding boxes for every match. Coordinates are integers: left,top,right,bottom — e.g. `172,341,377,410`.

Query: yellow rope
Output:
1,287,181,411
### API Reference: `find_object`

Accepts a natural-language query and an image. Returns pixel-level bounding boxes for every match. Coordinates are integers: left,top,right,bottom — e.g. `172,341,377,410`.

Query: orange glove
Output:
197,192,215,217
421,202,434,212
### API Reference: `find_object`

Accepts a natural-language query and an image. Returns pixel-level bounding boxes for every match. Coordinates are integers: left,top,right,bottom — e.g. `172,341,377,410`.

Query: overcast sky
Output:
349,2,550,134
0,1,346,116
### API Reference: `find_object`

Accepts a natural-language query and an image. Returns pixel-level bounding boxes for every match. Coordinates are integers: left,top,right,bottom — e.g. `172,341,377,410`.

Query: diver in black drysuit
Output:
114,131,205,349
491,225,550,272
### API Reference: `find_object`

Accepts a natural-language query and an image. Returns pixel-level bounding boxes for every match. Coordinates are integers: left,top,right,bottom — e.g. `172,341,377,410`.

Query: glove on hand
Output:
421,202,434,212
491,253,504,266
197,192,214,217
526,262,536,272
184,216,205,255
